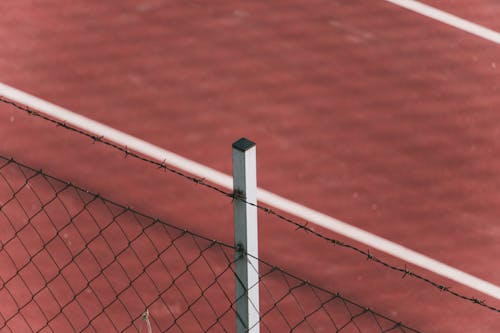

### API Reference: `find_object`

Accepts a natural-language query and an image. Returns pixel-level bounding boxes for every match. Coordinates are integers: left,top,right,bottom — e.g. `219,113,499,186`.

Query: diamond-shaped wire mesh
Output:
0,156,419,332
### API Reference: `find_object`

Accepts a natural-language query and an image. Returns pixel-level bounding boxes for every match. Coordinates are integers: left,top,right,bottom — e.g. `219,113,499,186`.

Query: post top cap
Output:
232,137,256,152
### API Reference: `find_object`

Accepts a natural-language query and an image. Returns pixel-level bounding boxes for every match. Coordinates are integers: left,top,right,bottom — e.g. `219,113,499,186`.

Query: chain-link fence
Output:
0,156,419,332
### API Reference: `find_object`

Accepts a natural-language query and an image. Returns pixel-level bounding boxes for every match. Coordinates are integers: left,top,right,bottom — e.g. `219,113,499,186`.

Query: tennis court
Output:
1,0,499,332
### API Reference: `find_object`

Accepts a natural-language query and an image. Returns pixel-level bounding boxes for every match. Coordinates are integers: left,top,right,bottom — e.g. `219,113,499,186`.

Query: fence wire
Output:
0,155,419,332
1,97,498,314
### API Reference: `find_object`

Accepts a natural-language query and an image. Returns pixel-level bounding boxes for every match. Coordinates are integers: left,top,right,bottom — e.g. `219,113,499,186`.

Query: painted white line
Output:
384,0,500,44
1,81,500,300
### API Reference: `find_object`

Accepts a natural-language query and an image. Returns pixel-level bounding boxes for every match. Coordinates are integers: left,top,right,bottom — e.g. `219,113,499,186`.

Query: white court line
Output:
1,81,500,300
384,0,500,44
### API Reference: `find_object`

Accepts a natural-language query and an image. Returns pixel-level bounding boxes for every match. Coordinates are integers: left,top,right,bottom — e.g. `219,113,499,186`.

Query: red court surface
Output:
1,0,500,332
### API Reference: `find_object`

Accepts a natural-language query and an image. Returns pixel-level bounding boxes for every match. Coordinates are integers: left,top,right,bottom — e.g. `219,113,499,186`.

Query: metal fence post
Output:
232,138,260,333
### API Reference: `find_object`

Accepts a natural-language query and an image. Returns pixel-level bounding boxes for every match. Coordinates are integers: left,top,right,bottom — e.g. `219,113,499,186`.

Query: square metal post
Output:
232,138,260,333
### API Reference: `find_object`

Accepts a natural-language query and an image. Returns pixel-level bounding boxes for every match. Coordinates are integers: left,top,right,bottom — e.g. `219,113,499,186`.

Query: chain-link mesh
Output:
0,155,418,332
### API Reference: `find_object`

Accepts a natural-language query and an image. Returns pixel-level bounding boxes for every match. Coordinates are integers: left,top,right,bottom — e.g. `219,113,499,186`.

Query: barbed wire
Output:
0,155,419,332
1,96,499,313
